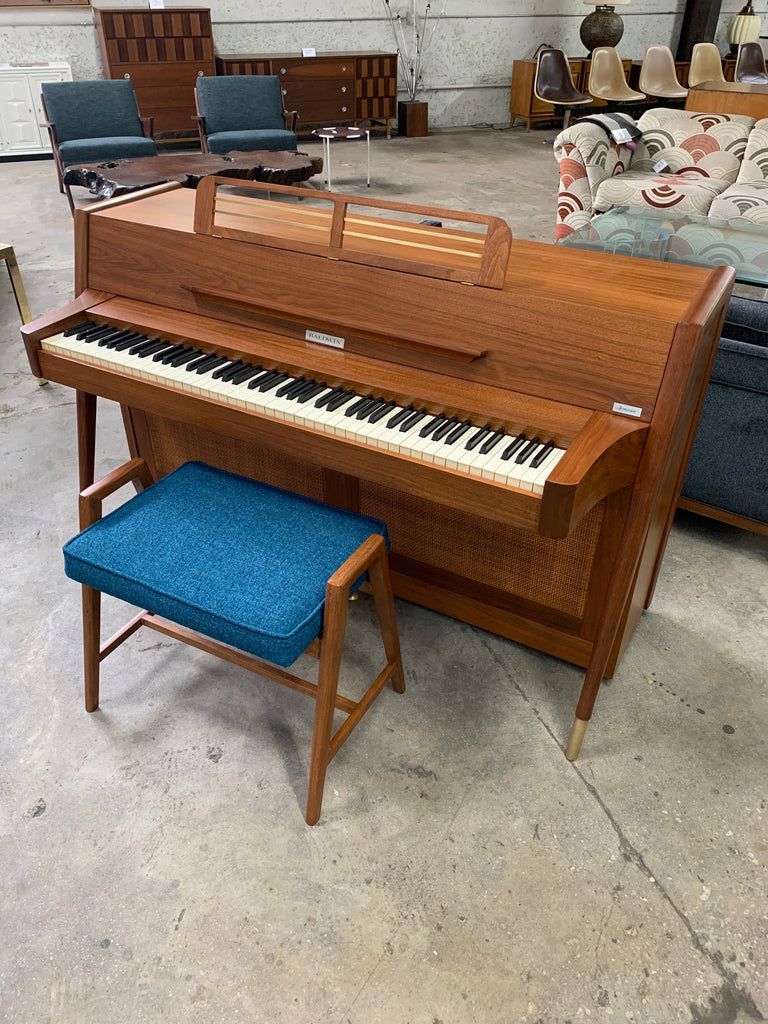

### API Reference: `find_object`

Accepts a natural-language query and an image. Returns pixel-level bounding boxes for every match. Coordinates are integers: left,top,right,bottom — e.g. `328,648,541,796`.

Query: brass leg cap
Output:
565,717,589,761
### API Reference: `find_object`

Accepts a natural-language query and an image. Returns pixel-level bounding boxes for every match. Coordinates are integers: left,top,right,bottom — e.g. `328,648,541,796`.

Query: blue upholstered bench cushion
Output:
63,462,389,668
206,130,298,154
59,136,157,167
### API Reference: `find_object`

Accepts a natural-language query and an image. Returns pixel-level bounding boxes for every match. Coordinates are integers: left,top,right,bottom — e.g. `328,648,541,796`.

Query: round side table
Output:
311,126,371,190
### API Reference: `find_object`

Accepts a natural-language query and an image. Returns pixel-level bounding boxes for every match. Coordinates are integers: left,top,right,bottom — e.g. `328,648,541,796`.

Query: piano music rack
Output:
192,176,513,291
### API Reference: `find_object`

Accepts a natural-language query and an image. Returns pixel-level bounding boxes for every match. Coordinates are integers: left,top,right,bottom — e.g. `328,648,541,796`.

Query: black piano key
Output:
326,390,357,412
444,420,472,445
387,405,414,428
355,397,383,420
530,440,555,469
274,376,301,397
500,433,527,461
315,386,343,408
178,349,208,367
231,364,264,384
195,355,229,375
259,371,291,392
247,369,278,389
134,339,169,359
419,414,446,438
515,437,541,464
159,345,194,364
97,329,135,347
63,321,96,337
345,394,374,417
368,399,397,423
479,428,505,456
76,324,114,341
465,425,491,451
431,416,459,441
288,379,319,401
400,408,427,432
213,360,244,380
128,336,162,355
185,352,218,371
155,343,185,362
296,381,328,403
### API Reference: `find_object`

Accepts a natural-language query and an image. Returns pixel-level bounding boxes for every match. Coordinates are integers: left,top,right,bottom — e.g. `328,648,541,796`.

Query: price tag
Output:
653,158,669,173
302,47,317,57
148,0,165,8
611,127,632,143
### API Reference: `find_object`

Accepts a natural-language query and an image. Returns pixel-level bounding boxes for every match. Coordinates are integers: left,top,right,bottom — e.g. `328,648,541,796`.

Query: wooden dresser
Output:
95,7,216,139
215,51,398,136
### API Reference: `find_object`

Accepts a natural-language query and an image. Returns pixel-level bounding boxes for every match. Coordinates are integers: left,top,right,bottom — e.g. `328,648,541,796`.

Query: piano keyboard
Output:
43,322,567,493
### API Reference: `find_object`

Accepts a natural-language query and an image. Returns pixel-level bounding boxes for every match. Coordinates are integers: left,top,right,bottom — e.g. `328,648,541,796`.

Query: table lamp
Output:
727,1,761,54
580,1,630,55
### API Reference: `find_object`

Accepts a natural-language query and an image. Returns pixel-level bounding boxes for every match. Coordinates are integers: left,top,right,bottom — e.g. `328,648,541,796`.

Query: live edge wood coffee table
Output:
63,150,323,201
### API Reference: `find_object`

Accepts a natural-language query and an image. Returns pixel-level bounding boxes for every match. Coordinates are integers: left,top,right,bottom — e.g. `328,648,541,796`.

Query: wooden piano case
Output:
22,180,733,757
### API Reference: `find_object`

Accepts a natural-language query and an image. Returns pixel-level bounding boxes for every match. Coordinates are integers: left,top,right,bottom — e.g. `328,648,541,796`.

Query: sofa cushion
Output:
632,109,754,186
595,170,730,218
708,180,768,223
735,117,768,182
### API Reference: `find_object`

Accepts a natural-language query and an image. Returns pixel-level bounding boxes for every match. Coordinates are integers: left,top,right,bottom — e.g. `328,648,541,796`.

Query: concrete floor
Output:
1,127,766,1024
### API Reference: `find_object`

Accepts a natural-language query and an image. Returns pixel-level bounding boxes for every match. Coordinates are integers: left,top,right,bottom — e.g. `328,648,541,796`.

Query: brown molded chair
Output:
587,47,645,104
688,42,727,88
534,48,592,129
638,45,688,100
735,41,768,84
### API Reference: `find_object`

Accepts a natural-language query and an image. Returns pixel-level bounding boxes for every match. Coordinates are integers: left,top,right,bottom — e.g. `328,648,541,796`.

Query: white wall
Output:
0,1,763,128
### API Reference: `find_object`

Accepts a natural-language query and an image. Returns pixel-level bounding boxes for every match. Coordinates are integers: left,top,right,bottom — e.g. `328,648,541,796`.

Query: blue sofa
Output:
679,295,768,532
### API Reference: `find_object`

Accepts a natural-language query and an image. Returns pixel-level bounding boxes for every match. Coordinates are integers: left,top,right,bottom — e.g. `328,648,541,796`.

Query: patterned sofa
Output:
554,108,768,241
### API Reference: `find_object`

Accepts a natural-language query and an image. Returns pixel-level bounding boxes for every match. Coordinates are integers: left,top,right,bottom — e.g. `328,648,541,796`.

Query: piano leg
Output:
76,390,96,491
565,716,589,760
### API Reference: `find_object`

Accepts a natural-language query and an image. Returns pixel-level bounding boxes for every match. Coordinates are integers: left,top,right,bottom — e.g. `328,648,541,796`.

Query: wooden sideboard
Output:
95,7,216,139
215,51,397,137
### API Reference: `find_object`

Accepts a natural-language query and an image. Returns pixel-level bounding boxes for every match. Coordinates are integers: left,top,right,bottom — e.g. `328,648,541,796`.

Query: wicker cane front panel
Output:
141,415,326,502
359,481,606,619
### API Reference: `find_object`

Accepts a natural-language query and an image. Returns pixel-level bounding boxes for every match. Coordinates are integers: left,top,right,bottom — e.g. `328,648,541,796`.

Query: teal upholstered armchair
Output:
194,76,298,155
41,80,156,213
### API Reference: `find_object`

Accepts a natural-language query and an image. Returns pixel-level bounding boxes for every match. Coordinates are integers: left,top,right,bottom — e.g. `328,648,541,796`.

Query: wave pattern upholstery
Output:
553,108,758,239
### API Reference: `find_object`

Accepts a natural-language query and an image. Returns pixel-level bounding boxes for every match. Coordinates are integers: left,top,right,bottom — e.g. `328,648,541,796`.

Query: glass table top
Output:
557,207,768,288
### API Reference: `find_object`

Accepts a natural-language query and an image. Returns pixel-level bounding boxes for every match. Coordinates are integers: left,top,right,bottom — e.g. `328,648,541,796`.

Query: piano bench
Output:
63,459,405,825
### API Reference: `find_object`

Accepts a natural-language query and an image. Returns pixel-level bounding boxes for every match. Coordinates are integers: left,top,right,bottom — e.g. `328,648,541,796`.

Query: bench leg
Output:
306,583,349,825
82,584,101,712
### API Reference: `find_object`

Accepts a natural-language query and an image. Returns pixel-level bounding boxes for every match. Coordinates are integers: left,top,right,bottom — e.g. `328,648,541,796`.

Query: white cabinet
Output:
0,62,72,156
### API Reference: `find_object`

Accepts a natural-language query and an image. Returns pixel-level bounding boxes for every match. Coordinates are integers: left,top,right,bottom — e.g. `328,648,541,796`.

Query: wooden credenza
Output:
215,51,398,137
95,7,216,139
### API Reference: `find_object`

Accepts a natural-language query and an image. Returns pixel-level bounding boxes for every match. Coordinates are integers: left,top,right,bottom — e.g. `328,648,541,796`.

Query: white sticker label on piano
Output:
306,328,345,350
613,401,643,418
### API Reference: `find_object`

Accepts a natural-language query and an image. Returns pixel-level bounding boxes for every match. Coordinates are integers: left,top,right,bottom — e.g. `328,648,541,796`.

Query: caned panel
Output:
143,415,327,502
359,481,605,619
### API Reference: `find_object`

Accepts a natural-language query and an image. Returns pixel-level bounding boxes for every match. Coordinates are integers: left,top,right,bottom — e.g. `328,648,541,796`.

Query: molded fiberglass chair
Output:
63,459,405,825
638,45,688,100
587,47,645,104
688,42,727,88
735,41,768,84
194,75,299,155
534,48,592,129
41,79,157,214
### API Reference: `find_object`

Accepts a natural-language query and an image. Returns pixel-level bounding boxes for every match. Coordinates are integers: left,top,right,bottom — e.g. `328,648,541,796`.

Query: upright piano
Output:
22,177,733,758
